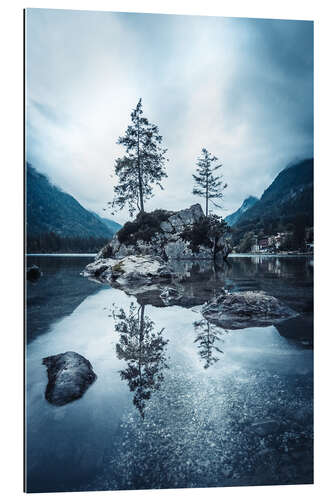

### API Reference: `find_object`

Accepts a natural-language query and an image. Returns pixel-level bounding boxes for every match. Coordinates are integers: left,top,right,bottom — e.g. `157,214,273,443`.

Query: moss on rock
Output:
112,261,125,274
117,209,175,245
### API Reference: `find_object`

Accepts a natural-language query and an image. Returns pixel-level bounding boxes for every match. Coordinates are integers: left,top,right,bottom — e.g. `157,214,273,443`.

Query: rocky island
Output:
95,204,230,261
83,204,231,289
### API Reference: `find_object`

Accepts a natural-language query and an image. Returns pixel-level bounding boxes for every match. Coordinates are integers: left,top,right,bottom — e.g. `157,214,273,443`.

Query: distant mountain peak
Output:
244,195,258,201
225,196,258,227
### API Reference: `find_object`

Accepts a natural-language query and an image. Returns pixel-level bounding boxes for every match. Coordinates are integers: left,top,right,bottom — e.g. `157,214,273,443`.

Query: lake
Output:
25,255,313,492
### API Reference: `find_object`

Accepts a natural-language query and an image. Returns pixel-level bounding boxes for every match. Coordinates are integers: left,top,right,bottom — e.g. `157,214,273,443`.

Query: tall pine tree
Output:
193,148,227,217
111,99,168,216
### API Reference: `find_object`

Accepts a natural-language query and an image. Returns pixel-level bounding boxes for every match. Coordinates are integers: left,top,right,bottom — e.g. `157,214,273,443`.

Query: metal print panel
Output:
24,8,314,493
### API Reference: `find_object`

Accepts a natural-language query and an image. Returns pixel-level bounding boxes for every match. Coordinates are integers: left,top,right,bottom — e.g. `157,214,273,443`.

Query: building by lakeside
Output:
248,230,313,254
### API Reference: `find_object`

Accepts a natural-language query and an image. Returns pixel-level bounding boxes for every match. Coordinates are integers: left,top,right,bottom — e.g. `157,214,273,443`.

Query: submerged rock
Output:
160,286,183,305
27,264,42,281
42,351,97,406
202,290,298,329
251,419,281,436
96,204,231,261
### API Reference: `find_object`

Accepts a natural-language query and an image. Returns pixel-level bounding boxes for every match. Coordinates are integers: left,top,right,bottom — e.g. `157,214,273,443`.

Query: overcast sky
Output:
26,9,313,223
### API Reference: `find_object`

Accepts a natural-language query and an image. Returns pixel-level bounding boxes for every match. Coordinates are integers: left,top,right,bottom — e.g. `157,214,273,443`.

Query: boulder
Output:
42,351,97,406
83,255,175,287
27,264,42,281
202,290,298,329
96,204,231,261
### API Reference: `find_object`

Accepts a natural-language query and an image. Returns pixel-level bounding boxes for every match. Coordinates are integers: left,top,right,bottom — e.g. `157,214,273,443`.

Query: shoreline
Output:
26,253,97,257
228,252,313,258
26,252,313,258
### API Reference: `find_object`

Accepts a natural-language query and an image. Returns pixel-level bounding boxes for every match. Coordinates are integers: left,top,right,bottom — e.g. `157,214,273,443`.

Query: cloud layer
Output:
26,9,313,222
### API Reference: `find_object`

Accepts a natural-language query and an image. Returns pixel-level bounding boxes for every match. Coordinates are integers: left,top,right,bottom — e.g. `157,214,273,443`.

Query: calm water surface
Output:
25,255,313,492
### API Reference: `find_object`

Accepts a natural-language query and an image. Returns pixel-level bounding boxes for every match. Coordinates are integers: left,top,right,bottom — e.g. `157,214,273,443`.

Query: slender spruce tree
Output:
110,99,168,216
192,148,227,217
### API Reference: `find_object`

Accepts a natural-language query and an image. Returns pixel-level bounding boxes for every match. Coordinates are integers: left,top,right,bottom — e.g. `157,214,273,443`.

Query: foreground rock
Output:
83,255,175,288
84,257,232,307
96,204,231,261
43,351,97,406
202,290,298,329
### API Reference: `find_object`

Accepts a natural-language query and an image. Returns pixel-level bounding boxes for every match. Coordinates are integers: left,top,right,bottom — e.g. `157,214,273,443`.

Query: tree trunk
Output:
138,305,145,388
205,172,209,217
137,123,144,212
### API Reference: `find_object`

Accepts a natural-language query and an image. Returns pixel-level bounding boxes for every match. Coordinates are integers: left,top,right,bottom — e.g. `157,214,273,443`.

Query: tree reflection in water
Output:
193,319,227,369
113,303,168,418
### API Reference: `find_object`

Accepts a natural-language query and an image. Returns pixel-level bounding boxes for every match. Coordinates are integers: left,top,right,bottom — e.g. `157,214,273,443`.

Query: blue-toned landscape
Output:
25,8,313,493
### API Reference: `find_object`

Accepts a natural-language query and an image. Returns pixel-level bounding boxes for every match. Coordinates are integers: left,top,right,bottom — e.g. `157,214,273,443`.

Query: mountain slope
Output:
225,196,258,227
92,213,122,234
26,164,118,239
232,158,313,243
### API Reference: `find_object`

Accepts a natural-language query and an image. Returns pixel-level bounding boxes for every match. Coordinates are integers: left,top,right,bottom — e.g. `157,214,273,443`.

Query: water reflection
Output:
229,254,313,281
26,256,107,342
275,315,313,345
112,303,169,418
193,319,227,369
173,258,231,279
105,256,313,315
25,256,313,492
